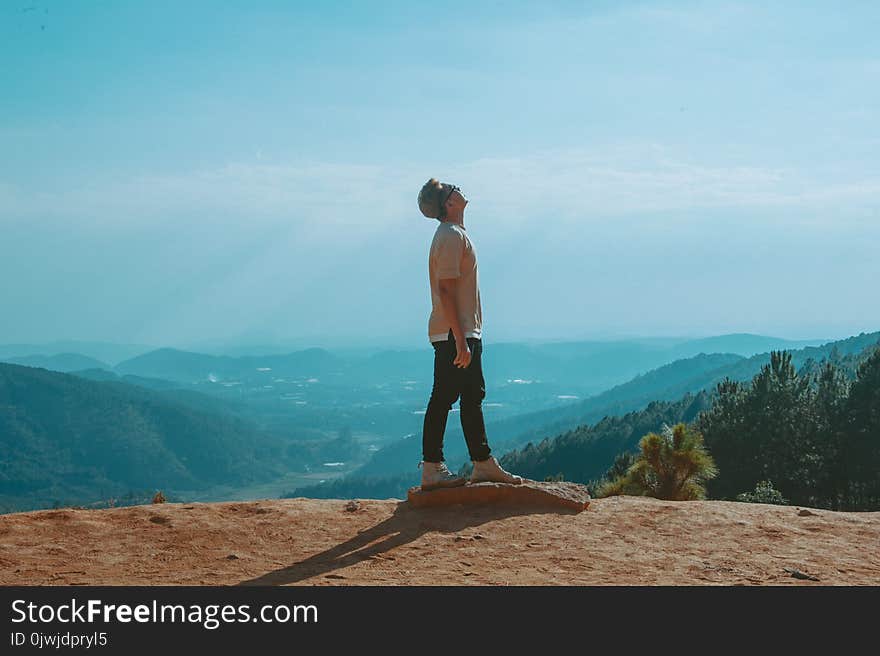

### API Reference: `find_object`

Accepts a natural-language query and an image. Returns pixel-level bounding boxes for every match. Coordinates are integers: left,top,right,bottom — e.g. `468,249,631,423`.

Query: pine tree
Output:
813,361,849,507
839,348,880,509
699,350,823,505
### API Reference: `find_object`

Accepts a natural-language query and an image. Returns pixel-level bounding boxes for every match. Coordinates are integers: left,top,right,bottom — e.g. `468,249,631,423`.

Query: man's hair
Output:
418,178,447,220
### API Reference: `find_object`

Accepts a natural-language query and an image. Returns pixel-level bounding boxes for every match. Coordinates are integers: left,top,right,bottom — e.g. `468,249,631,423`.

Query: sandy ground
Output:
0,495,877,586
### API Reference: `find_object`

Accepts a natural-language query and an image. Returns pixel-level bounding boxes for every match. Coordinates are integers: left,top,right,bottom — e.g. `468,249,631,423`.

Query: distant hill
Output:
689,331,880,388
0,363,315,512
2,352,110,372
114,346,343,384
108,333,829,394
67,367,119,382
67,367,267,421
71,367,189,391
0,340,157,368
496,333,826,394
665,333,825,359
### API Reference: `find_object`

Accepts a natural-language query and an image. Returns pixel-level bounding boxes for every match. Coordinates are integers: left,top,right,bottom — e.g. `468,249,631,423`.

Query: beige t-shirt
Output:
427,221,483,343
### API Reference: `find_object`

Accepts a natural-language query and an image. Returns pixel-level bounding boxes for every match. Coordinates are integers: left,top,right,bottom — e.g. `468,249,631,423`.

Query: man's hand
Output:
453,337,472,369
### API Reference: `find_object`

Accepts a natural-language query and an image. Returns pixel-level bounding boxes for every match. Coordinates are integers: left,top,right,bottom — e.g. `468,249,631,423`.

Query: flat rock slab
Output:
407,480,591,512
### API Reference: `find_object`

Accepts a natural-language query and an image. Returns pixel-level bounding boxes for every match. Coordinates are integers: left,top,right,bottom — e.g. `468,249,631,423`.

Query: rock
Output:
798,509,818,517
784,567,820,581
407,480,591,512
344,500,361,512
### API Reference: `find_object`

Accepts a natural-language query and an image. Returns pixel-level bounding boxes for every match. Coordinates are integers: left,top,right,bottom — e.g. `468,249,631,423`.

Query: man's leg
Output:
459,337,492,462
422,335,461,462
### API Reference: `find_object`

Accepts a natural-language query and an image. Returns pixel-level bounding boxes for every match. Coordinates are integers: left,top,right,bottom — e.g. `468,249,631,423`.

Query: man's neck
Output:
442,212,465,227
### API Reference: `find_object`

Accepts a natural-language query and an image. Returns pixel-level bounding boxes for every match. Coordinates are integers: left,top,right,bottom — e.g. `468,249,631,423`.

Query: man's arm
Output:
438,278,471,368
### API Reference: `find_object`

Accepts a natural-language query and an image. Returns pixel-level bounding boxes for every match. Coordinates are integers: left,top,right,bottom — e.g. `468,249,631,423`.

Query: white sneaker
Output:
470,456,524,485
419,461,467,490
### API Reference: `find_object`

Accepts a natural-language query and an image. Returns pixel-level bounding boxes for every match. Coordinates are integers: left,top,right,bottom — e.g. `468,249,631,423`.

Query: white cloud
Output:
455,145,880,224
2,143,878,231
0,161,414,232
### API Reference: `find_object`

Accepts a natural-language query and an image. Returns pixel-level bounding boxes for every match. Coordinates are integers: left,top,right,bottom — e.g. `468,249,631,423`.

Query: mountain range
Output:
2,330,877,512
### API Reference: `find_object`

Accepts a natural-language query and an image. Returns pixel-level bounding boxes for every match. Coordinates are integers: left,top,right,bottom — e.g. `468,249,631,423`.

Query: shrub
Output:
598,423,718,500
736,480,788,505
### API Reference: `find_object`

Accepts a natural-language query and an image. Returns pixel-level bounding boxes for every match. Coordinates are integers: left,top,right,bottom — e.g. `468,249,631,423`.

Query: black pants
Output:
422,329,492,463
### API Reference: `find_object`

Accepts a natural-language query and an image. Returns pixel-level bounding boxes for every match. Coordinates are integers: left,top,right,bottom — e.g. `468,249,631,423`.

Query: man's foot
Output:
419,460,467,490
469,456,524,485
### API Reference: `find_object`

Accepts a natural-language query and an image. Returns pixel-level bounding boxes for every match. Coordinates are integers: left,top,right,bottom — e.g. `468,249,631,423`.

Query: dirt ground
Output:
1,495,877,585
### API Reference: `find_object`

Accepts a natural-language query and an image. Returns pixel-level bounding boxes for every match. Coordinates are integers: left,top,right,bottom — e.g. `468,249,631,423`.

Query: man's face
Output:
443,185,468,213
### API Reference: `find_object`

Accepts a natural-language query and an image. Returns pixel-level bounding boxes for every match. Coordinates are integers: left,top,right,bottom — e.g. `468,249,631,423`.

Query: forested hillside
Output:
506,342,880,511
0,363,360,512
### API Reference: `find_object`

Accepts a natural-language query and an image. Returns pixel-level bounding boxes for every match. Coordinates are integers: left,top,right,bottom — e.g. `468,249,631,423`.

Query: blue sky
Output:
2,1,878,350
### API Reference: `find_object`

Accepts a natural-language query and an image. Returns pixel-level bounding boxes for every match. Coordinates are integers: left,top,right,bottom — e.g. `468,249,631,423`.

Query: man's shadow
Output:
238,499,581,586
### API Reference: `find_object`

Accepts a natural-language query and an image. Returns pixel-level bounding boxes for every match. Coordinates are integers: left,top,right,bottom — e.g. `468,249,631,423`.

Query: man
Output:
416,178,524,490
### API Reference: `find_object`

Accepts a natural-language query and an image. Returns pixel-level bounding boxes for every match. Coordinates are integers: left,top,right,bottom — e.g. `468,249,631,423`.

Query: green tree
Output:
598,423,718,500
698,351,824,505
837,348,880,510
813,361,850,507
